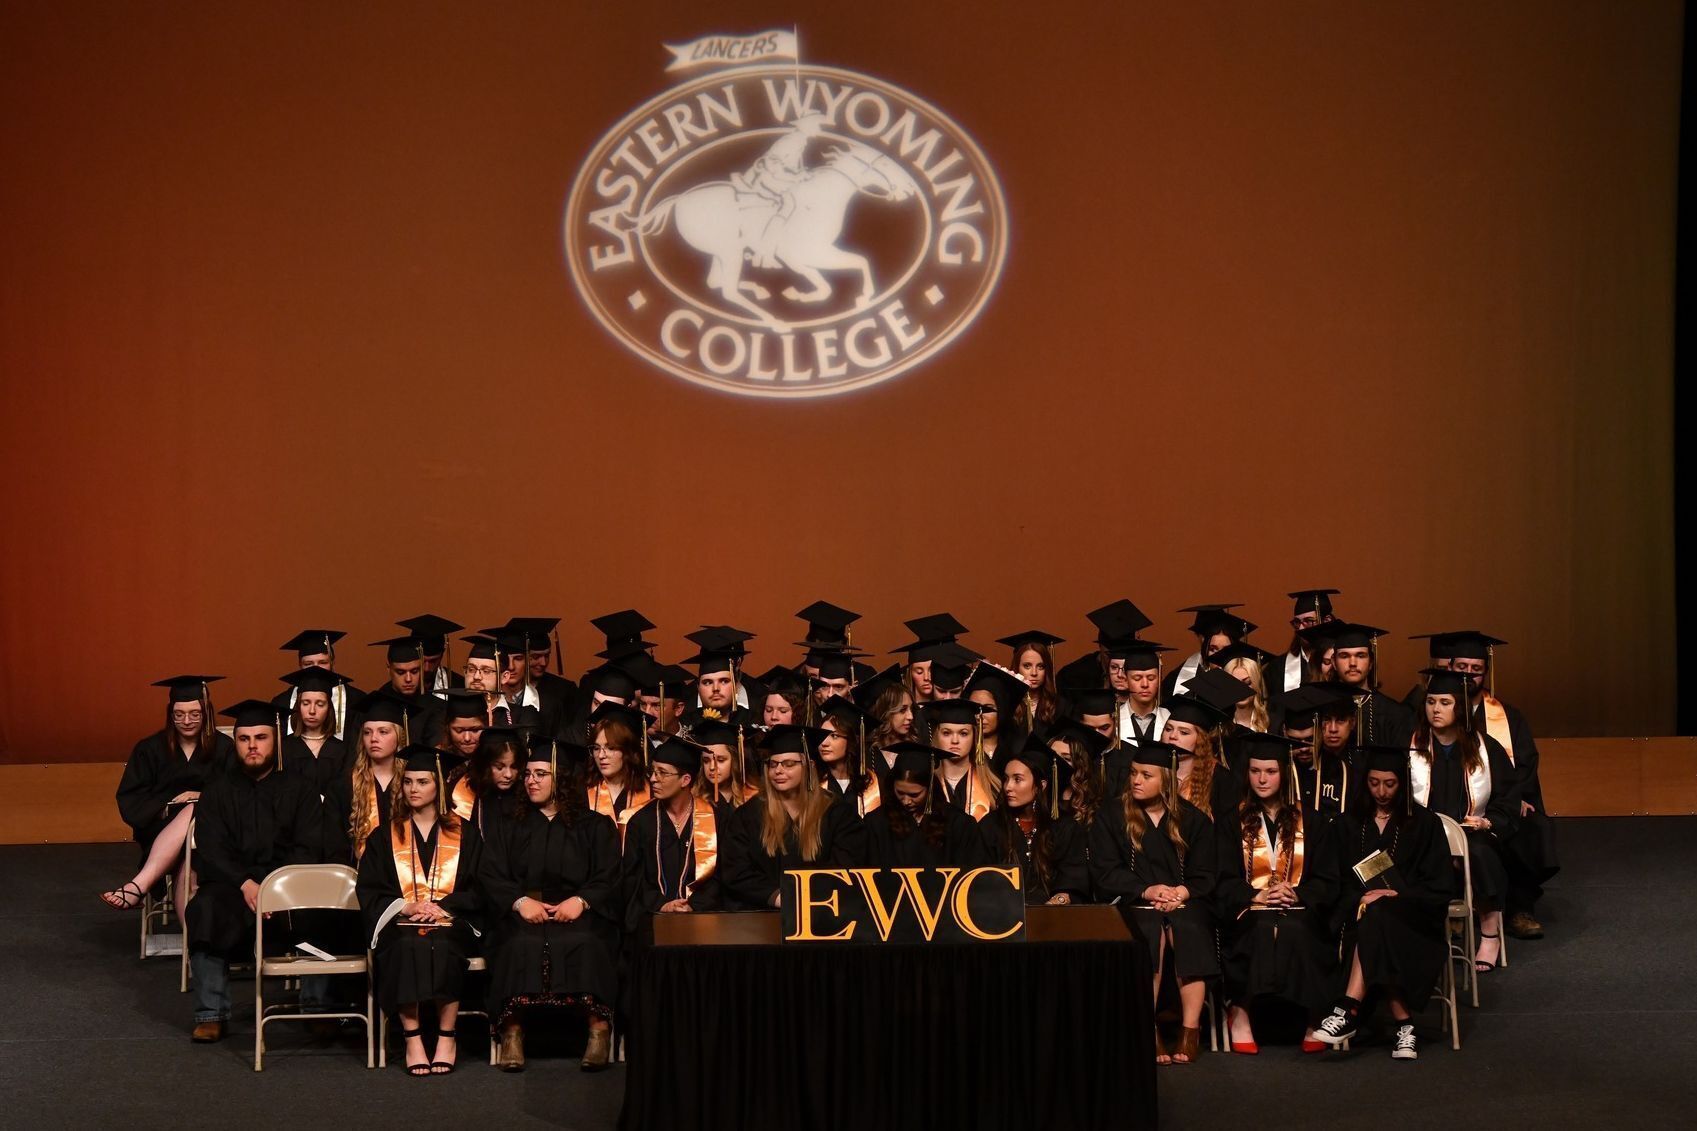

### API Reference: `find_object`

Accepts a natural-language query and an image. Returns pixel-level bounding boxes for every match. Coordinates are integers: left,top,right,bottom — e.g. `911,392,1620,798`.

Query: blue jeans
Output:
190,950,230,1023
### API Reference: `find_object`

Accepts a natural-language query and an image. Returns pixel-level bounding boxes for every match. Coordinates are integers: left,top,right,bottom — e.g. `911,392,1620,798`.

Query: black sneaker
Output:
1313,1005,1358,1046
1391,1024,1418,1060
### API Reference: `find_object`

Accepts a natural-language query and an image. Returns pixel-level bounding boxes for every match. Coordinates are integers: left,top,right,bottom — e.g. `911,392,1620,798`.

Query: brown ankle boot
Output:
580,1024,612,1071
191,1020,224,1043
496,1023,525,1072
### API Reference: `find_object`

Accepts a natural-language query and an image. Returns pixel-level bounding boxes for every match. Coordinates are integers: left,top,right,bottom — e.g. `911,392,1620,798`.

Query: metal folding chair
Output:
253,864,375,1071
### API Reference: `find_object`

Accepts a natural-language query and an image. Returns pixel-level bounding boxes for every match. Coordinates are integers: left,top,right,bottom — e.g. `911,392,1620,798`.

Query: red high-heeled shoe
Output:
1227,1005,1259,1055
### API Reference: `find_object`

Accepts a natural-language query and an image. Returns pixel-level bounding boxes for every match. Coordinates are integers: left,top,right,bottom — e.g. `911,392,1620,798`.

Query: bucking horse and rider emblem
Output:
629,113,922,328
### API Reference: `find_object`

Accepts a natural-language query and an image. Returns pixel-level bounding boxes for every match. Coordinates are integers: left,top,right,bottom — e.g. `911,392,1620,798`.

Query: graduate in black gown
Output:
1213,735,1340,1054
980,736,1090,904
1043,718,1113,836
481,736,621,1072
1409,668,1520,974
1307,622,1414,750
1284,683,1358,836
690,718,761,809
184,700,322,1042
1054,599,1153,696
356,747,481,1076
449,725,526,839
815,694,882,817
394,614,466,696
721,725,867,909
270,629,359,738
1089,741,1218,1066
863,741,990,869
620,735,727,938
923,698,1000,821
103,675,235,911
278,667,351,800
347,635,449,749
324,690,409,865
1311,747,1455,1061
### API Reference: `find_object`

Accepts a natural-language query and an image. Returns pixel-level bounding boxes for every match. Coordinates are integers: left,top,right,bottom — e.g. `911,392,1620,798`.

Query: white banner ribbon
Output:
664,30,798,72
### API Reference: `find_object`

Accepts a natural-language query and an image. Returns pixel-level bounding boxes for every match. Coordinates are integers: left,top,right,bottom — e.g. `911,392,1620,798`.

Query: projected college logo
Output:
564,31,1008,398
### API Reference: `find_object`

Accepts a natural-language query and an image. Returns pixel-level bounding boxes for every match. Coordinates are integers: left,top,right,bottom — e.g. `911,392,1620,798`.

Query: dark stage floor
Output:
1,819,1693,1129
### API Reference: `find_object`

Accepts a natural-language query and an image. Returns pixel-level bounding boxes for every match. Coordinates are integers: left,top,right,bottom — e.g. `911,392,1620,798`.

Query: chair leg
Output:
378,1010,388,1069
364,969,375,1069
1499,929,1509,969
254,994,265,1072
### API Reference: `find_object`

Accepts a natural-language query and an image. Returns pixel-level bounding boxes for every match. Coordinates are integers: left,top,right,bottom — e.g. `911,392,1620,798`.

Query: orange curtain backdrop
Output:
0,1,1678,762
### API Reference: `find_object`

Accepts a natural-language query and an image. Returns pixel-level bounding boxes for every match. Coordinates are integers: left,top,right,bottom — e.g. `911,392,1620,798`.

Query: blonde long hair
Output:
759,758,833,861
1224,658,1270,732
1122,765,1188,860
350,721,403,850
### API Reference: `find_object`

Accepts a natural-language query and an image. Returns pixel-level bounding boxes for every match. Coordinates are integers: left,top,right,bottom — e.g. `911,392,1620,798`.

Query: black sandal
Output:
401,1028,432,1076
100,881,145,911
1475,932,1502,973
430,1033,457,1075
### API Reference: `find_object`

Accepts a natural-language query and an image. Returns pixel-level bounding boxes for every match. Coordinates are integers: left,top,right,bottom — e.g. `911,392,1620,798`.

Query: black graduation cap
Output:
929,661,972,693
919,698,988,726
1106,638,1172,669
1418,667,1473,700
397,745,464,778
1353,743,1414,812
370,634,428,664
591,609,656,659
525,735,590,775
582,663,639,701
477,625,531,659
395,615,462,653
1411,630,1506,660
964,662,1029,714
650,735,706,773
1302,621,1386,651
689,718,752,749
586,700,646,735
220,698,281,730
685,626,756,674
1086,599,1153,644
358,688,414,727
440,688,489,721
279,630,344,658
891,612,970,657
1043,718,1113,760
850,664,905,710
636,661,697,698
1279,682,1355,727
154,674,223,704
1130,739,1184,770
1188,666,1257,715
885,740,947,779
804,650,858,681
1206,640,1275,669
1288,589,1340,617
1164,694,1228,730
460,635,501,661
505,616,562,654
279,668,353,696
1233,728,1309,759
1063,687,1117,719
795,601,861,647
1179,603,1247,635
817,694,871,728
758,724,830,759
995,629,1065,650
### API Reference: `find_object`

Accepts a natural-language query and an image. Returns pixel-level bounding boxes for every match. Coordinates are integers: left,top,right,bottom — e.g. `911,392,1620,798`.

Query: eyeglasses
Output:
647,767,681,781
523,769,553,780
172,711,204,722
766,759,804,771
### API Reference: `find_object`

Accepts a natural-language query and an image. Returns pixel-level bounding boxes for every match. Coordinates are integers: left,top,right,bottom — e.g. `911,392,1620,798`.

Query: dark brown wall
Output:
0,1,1680,761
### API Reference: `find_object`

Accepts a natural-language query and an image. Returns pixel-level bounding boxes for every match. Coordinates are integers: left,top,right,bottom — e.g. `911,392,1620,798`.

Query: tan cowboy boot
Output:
580,1022,612,1071
496,1022,525,1072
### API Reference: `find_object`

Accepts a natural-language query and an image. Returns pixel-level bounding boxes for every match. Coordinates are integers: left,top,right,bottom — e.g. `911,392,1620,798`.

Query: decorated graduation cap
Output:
996,629,1065,650
649,735,706,774
1086,599,1153,644
1289,589,1340,618
370,634,428,665
1107,637,1171,671
221,698,283,731
280,630,344,661
591,609,657,660
795,600,862,648
440,688,489,722
279,668,352,697
758,724,831,761
155,674,222,704
395,615,461,657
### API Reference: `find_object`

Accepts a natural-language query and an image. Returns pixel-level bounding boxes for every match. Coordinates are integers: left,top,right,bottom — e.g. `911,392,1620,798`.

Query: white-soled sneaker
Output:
1391,1024,1418,1060
1313,1006,1358,1046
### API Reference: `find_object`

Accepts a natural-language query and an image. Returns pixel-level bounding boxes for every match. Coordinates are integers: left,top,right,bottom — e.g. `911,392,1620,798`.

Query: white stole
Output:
1173,652,1202,695
1282,651,1304,693
1408,739,1491,819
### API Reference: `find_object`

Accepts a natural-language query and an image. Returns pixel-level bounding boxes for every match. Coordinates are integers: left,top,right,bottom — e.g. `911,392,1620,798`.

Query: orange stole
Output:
939,766,995,820
450,776,478,822
1482,697,1516,766
683,796,719,899
1243,810,1306,891
391,821,462,903
589,779,650,846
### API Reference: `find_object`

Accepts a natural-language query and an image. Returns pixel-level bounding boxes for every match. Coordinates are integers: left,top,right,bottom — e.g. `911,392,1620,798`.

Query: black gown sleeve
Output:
1048,817,1089,899
620,805,658,930
824,799,869,867
1087,808,1148,903
1482,736,1522,838
279,777,323,867
193,775,249,888
1179,805,1218,903
114,735,170,833
478,810,529,915
355,828,400,941
1294,816,1340,915
721,801,776,908
579,812,622,925
1399,811,1458,917
1212,814,1255,918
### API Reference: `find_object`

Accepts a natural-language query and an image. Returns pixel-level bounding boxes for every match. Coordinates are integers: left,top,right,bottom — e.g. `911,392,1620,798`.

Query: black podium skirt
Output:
620,926,1156,1131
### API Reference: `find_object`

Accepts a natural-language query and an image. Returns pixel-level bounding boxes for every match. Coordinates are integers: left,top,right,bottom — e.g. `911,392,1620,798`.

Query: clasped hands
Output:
515,895,586,924
1251,881,1300,908
1143,884,1188,912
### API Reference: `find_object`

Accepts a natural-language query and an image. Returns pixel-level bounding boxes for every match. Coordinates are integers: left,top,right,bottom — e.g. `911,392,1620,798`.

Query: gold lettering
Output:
951,866,1023,941
853,867,959,941
785,869,856,941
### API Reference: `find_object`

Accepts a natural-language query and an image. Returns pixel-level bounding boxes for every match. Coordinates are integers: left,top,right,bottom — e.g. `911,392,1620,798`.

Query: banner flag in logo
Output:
664,30,799,72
